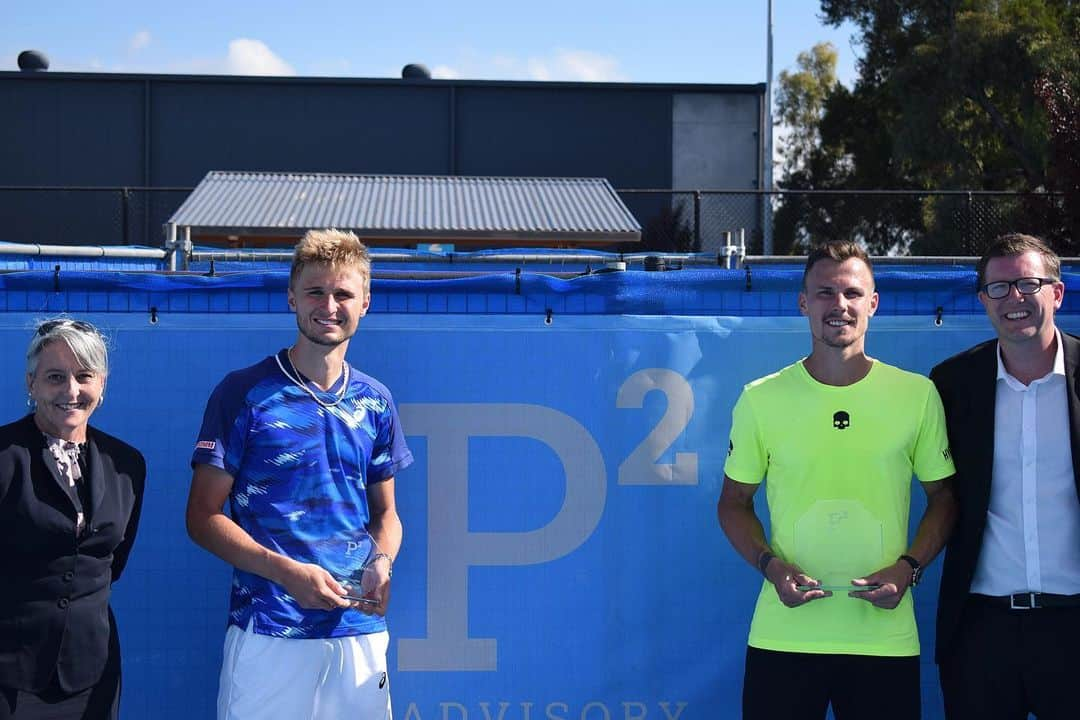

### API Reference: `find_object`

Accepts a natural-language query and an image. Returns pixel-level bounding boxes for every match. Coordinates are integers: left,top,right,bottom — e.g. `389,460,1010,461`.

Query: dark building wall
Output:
0,77,145,185
0,72,762,246
454,85,672,188
149,81,454,183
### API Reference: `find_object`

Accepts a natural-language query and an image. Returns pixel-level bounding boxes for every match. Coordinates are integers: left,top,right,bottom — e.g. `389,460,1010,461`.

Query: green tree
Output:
772,42,919,254
776,42,840,179
1036,73,1080,245
772,42,849,254
803,0,1080,253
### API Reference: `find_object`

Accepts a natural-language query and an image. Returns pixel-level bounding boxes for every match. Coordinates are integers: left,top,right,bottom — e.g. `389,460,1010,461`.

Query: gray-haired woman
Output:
0,318,146,719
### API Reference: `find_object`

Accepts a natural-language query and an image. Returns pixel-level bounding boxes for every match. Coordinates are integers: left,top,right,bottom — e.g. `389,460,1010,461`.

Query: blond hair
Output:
289,229,371,294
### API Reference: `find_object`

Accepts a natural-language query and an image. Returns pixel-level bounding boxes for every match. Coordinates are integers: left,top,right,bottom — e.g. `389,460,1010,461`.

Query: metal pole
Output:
693,191,702,251
0,243,166,259
121,188,130,246
966,191,974,254
448,85,457,175
182,226,192,271
166,223,178,271
763,0,775,255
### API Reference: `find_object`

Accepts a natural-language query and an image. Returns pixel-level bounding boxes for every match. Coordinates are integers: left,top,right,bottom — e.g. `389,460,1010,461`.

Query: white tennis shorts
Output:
217,621,391,720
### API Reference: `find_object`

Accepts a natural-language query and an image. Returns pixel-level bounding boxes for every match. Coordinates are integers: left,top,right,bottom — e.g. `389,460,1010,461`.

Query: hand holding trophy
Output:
792,500,884,596
319,530,391,613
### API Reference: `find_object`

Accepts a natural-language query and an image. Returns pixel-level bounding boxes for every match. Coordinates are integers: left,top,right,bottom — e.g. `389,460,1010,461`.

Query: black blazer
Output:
0,414,145,693
930,332,1080,663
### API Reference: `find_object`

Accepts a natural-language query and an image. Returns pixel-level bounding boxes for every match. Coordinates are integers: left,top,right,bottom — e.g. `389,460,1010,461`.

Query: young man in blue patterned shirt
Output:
187,229,413,720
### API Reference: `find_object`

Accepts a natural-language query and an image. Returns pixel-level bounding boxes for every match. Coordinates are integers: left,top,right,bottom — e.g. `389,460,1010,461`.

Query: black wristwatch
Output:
757,551,776,577
899,554,922,586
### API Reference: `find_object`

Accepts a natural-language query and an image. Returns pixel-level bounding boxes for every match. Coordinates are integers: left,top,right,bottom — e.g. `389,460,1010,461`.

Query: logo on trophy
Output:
314,530,384,610
792,499,884,593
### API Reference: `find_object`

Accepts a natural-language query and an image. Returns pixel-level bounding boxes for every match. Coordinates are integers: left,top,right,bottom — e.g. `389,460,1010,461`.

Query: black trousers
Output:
939,597,1080,720
743,646,921,720
0,618,121,720
0,672,118,720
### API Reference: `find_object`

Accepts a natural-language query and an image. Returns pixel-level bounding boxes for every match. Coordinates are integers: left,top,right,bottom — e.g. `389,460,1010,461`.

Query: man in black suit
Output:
931,233,1080,719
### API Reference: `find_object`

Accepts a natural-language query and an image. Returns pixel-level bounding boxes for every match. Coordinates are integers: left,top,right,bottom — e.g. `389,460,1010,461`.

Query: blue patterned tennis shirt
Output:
191,349,413,638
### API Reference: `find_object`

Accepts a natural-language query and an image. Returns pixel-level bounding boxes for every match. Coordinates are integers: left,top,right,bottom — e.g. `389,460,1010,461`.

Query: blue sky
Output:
2,0,861,88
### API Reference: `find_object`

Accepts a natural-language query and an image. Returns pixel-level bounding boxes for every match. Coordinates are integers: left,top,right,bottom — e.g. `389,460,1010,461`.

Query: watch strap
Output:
757,550,776,577
899,554,921,585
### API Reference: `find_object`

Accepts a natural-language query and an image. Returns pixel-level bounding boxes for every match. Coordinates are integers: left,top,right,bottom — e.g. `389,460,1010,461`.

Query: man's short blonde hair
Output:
289,229,371,294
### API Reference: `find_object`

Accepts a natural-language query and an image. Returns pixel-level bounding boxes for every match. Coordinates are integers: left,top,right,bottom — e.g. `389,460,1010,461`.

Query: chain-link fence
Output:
619,189,1071,257
0,187,191,247
0,187,1068,256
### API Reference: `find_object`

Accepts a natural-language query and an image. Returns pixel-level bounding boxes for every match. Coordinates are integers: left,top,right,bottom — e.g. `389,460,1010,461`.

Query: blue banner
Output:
1,268,1076,719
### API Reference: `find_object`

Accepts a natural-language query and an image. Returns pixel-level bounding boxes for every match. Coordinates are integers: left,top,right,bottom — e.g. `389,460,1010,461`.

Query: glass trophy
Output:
792,499,884,592
313,531,382,608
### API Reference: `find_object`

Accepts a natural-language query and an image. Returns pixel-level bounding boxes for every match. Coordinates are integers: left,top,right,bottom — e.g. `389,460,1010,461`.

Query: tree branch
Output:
965,84,1045,188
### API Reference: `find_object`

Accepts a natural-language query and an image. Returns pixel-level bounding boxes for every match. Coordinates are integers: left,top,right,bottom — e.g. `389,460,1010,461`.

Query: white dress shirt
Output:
971,331,1080,595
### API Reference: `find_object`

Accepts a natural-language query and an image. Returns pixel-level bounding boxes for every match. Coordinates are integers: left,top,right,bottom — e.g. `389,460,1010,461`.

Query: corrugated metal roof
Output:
168,171,641,243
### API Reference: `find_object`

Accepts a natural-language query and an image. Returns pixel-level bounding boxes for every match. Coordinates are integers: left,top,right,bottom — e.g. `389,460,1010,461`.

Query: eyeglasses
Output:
980,277,1059,300
35,319,97,336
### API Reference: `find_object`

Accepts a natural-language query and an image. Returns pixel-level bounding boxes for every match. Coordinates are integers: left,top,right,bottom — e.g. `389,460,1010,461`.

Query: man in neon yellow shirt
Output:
717,240,956,720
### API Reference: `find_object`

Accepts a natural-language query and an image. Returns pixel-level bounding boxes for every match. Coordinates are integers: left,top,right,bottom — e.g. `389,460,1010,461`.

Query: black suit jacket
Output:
930,332,1080,663
0,414,145,693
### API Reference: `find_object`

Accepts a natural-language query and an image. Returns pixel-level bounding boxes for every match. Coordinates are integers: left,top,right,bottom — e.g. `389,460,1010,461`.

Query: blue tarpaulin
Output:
0,265,1072,719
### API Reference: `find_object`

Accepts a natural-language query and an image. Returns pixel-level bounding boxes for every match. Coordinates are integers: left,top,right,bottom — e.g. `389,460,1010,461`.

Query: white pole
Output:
166,223,178,271
763,0,775,255
182,226,192,271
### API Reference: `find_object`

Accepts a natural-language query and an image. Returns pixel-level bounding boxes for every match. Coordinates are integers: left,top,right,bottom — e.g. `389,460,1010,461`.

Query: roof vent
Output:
401,63,431,80
18,50,49,72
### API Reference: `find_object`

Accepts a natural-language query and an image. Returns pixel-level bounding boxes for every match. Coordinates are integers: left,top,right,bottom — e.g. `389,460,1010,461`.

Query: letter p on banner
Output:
397,403,606,671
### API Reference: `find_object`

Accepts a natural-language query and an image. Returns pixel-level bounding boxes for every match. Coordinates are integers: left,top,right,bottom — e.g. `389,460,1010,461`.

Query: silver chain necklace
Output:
274,348,350,408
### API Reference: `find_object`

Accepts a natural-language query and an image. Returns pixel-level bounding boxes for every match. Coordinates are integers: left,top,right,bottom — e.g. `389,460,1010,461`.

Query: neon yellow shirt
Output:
724,359,954,656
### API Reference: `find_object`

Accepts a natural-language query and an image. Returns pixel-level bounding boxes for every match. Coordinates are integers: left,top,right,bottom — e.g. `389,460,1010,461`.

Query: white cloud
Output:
14,41,620,82
535,49,626,82
224,38,295,76
430,48,627,83
28,37,295,77
430,64,460,80
130,30,151,53
526,58,551,81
